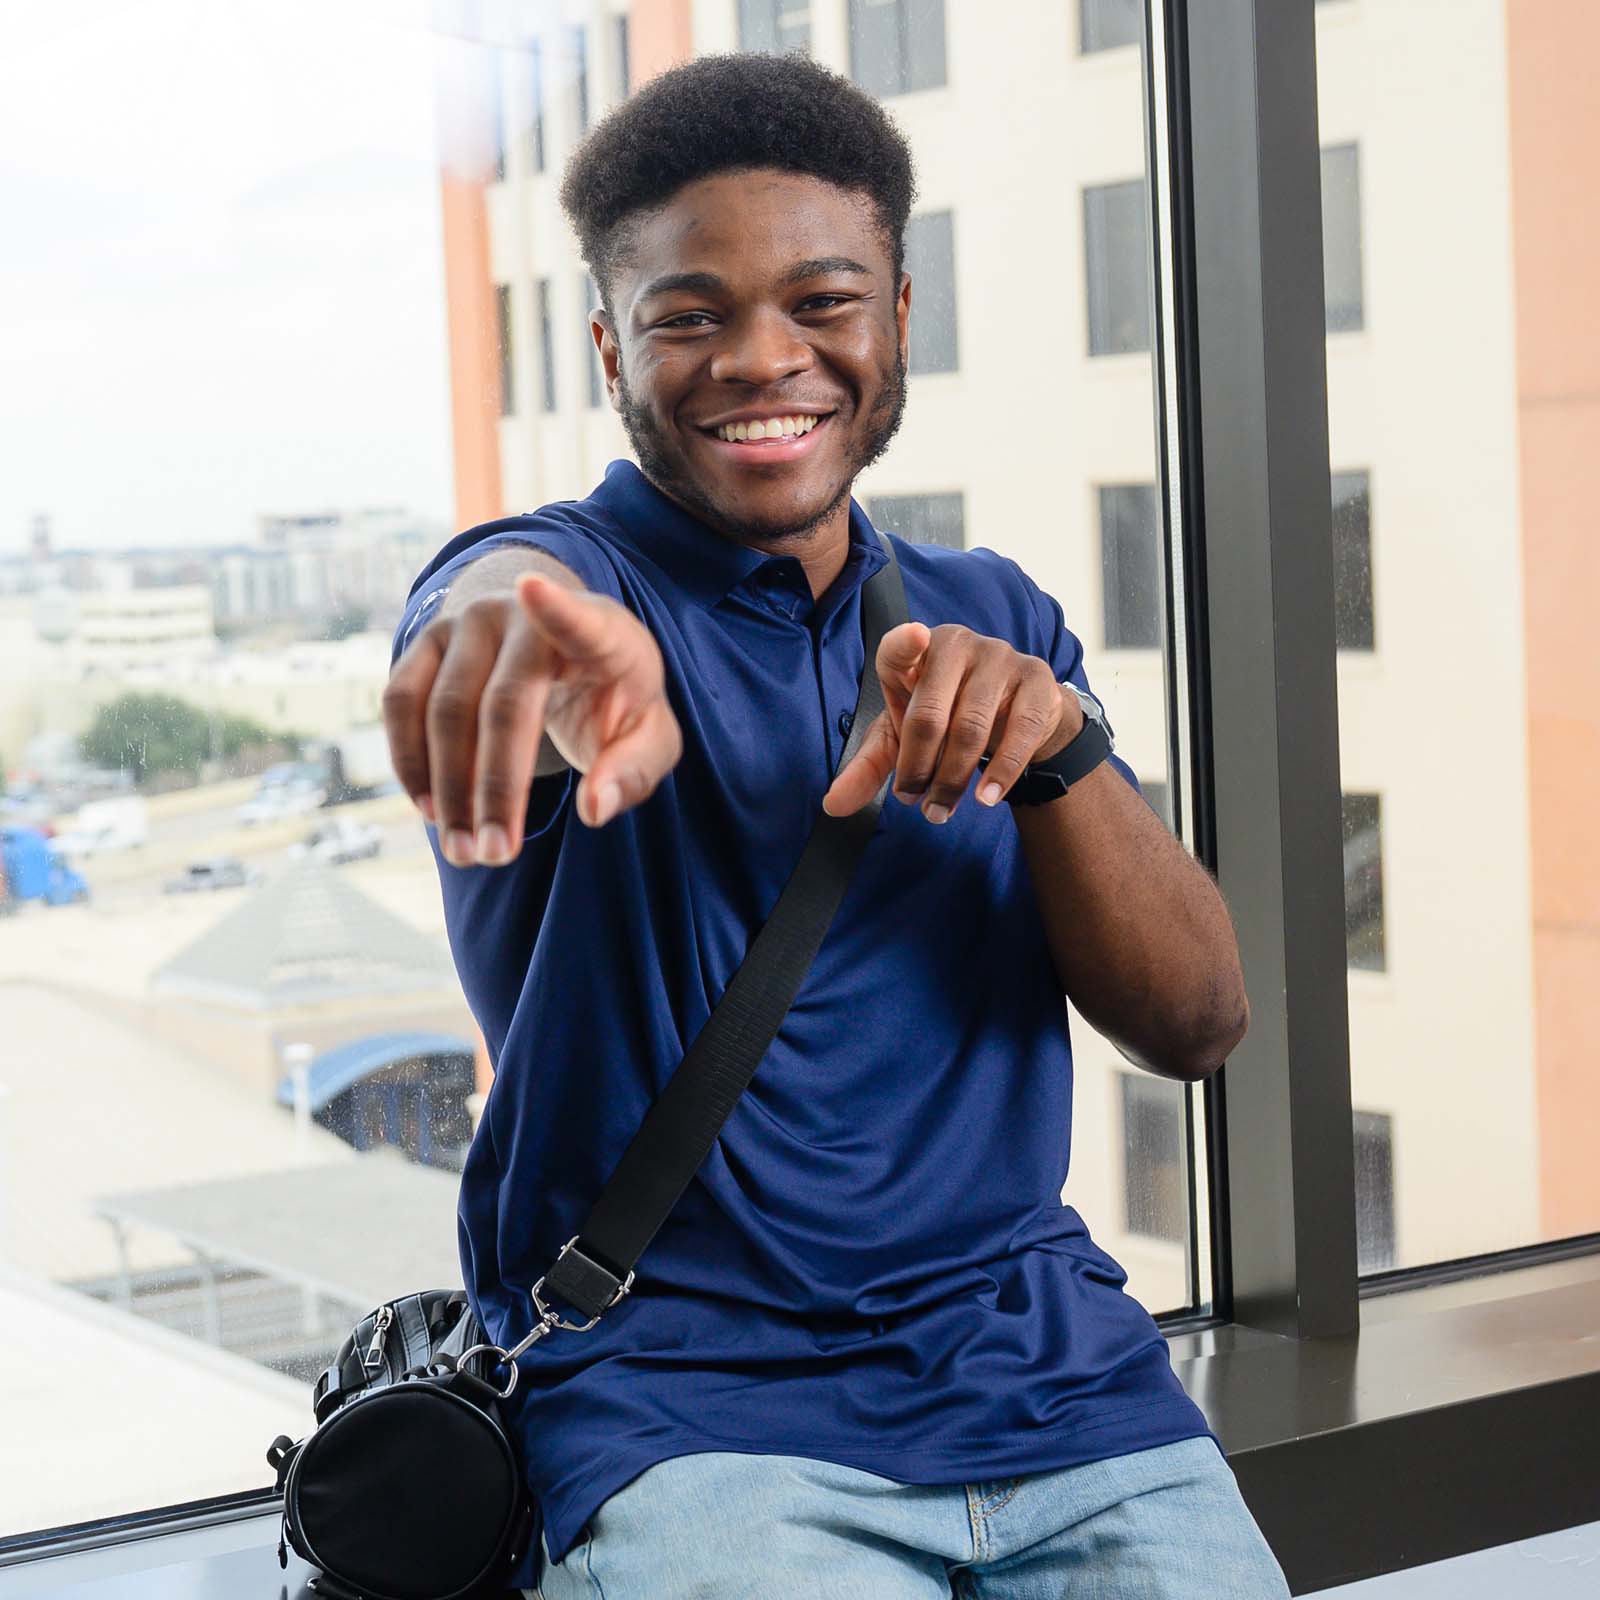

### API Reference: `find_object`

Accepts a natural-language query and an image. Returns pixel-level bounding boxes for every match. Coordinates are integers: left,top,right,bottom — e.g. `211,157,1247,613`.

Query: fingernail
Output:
476,823,510,865
418,794,436,823
924,802,950,825
978,782,1002,806
592,781,621,826
444,828,475,866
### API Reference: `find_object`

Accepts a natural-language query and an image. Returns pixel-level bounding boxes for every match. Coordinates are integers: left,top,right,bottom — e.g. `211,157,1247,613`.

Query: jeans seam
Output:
963,1481,989,1562
580,1529,607,1600
975,1479,1022,1516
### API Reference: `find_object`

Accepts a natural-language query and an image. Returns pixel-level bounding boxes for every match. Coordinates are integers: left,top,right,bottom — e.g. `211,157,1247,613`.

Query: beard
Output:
613,346,908,549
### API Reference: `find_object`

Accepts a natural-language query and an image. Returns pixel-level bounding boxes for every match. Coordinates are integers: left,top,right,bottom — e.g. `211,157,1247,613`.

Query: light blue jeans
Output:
526,1436,1290,1598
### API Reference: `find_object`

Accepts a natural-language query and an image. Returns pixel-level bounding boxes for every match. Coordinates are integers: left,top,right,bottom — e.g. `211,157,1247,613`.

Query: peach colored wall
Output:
436,44,505,534
1505,0,1600,1238
628,0,693,88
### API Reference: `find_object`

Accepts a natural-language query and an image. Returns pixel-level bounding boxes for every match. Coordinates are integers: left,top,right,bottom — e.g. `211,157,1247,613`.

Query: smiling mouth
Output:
698,412,835,462
707,413,828,443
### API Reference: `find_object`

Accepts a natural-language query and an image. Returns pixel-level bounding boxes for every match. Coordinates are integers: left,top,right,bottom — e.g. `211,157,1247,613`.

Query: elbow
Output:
1164,984,1250,1083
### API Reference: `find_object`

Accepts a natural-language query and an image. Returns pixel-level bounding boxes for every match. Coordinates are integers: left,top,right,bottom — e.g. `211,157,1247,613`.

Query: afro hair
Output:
559,51,918,312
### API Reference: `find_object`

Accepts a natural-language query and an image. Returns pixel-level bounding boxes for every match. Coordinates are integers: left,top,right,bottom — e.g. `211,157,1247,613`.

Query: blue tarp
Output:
275,1030,474,1112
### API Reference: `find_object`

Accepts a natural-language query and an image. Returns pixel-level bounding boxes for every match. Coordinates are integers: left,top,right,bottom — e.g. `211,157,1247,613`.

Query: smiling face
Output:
592,169,912,549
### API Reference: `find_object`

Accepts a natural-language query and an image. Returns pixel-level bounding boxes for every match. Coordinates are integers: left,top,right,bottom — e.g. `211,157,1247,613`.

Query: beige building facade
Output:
431,0,1599,1307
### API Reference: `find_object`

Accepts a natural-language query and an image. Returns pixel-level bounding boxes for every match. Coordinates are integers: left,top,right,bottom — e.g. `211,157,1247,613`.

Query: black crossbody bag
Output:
266,532,908,1600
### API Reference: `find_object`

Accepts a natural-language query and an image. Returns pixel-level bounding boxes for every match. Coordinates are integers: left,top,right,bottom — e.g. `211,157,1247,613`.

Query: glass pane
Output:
1316,0,1600,1267
0,0,1205,1542
1081,0,1143,55
1084,179,1152,356
904,210,959,375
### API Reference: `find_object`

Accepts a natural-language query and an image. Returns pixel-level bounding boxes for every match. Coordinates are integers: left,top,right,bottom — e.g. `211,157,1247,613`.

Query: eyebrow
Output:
635,256,875,306
779,256,874,286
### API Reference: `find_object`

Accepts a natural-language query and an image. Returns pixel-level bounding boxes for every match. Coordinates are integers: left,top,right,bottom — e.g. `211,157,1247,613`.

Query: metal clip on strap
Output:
539,1235,634,1325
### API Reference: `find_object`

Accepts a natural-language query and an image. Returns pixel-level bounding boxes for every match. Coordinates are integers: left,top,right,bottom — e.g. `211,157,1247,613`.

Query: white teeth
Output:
715,415,821,442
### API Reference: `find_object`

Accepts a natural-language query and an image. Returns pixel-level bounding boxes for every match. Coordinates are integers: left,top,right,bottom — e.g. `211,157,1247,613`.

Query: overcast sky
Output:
0,0,463,553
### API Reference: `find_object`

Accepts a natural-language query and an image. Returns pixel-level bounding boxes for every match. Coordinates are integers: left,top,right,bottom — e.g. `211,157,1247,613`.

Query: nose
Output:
707,306,813,388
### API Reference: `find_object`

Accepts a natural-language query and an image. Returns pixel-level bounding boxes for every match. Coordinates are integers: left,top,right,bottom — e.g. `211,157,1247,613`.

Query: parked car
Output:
290,817,383,866
236,763,328,826
163,857,261,894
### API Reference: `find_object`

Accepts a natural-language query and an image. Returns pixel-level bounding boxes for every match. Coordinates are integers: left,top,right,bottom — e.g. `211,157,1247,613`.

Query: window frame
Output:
4,2,1600,1593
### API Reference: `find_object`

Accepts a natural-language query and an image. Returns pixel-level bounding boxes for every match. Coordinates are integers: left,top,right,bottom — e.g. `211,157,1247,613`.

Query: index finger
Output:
381,622,450,821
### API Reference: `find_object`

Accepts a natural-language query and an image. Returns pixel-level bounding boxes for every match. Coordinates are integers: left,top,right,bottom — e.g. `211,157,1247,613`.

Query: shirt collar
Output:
590,458,888,613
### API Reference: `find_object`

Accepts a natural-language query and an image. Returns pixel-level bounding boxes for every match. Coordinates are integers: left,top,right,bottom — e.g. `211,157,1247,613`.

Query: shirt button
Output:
837,710,854,737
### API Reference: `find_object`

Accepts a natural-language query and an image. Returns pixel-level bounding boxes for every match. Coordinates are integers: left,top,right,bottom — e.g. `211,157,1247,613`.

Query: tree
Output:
79,693,278,786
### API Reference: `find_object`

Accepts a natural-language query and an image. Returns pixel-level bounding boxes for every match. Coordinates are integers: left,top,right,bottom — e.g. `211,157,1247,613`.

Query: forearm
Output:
436,547,586,779
1014,738,1249,1081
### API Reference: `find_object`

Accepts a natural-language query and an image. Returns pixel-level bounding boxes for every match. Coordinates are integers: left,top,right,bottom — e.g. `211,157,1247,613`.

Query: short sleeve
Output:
390,519,625,669
999,555,1144,799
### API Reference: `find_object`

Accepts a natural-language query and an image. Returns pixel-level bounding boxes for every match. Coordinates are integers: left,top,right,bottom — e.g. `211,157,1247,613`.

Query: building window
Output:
1099,482,1161,649
495,284,513,415
537,278,556,412
848,0,946,98
582,274,602,408
1332,469,1374,651
1080,0,1141,54
739,0,811,54
613,15,630,101
1084,178,1151,356
1322,142,1364,333
1141,778,1172,832
866,492,965,549
904,210,958,374
1341,791,1385,972
1121,1072,1188,1245
571,24,591,139
530,39,546,173
491,63,506,183
1353,1109,1396,1272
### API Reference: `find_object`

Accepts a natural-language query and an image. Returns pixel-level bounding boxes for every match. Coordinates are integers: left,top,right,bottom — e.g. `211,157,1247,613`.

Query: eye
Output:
798,294,850,312
658,311,715,330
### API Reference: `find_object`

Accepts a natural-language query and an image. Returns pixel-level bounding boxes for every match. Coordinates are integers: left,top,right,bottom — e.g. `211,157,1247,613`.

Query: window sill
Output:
4,1254,1598,1596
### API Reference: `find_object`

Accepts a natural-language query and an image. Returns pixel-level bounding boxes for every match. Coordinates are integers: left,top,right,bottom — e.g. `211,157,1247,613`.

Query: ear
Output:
896,270,912,371
593,311,622,409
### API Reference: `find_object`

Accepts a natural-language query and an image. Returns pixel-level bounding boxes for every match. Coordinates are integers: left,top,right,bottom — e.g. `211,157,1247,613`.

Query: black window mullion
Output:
1163,0,1359,1340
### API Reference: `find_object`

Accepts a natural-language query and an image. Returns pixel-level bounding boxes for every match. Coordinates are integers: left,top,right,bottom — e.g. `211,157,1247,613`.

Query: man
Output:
386,51,1287,1600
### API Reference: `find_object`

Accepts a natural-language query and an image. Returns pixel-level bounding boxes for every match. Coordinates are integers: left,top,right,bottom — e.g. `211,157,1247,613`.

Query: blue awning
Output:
276,1030,474,1112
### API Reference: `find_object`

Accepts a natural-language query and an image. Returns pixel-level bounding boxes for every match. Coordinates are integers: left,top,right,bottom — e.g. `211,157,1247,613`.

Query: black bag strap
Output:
535,530,909,1329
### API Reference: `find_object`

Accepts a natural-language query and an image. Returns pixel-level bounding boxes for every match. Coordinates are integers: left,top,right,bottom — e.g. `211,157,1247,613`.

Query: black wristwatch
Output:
980,682,1115,806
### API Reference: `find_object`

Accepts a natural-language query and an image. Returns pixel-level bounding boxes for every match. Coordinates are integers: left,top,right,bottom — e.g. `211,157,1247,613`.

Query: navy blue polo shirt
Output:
393,460,1211,1581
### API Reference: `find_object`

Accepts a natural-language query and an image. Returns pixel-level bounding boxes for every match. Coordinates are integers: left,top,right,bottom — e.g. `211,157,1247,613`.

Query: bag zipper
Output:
362,1303,395,1372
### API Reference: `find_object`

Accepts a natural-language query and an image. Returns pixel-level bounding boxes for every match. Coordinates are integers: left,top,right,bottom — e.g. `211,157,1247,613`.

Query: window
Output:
537,278,557,412
865,492,965,549
1099,483,1161,649
1321,142,1364,333
582,274,602,408
1353,1110,1397,1273
1332,469,1374,651
1141,778,1173,831
904,210,958,374
1084,179,1152,356
739,0,812,55
848,0,946,98
613,15,630,102
491,61,506,183
1080,0,1142,54
495,284,513,415
530,39,546,173
1120,1073,1188,1245
570,24,590,140
1341,792,1385,972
